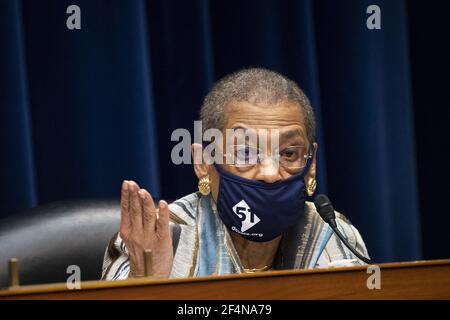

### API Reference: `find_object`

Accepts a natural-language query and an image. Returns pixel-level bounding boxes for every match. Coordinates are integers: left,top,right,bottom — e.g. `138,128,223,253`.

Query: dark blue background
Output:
0,0,449,263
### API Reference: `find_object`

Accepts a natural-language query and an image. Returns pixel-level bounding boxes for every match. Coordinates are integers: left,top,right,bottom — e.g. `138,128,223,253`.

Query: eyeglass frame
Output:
219,143,315,172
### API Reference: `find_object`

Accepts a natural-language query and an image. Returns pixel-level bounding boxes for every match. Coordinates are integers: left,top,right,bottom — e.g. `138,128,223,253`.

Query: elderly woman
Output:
101,68,369,280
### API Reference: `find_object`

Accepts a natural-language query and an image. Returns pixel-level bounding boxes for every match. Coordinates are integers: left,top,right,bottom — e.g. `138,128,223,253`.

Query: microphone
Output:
314,194,372,264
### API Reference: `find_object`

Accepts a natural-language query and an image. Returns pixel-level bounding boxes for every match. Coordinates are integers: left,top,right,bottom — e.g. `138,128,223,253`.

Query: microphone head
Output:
314,194,336,224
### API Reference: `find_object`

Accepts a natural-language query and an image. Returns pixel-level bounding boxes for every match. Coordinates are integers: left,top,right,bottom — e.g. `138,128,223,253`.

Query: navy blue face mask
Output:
214,157,313,242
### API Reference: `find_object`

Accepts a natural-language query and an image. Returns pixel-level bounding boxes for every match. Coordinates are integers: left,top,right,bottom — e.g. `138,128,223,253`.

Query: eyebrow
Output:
279,129,305,141
229,125,248,132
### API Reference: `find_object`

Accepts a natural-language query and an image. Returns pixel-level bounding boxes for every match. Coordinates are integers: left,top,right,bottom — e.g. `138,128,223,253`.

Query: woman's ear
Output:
192,143,209,178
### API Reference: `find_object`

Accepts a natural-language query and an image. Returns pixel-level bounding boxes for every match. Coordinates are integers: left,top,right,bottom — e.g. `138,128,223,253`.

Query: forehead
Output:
223,100,307,138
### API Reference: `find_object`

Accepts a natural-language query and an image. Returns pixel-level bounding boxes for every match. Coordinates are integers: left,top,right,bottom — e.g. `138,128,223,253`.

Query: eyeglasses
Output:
221,145,313,173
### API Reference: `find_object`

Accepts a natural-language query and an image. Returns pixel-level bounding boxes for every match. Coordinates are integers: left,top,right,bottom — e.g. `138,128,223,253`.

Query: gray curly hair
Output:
199,68,316,145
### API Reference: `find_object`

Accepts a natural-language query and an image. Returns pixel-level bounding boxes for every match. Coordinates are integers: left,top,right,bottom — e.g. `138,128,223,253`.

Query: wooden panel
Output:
1,260,449,299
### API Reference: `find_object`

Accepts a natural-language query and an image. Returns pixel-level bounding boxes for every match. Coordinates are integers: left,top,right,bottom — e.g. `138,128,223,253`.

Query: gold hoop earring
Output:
307,179,317,196
198,176,211,195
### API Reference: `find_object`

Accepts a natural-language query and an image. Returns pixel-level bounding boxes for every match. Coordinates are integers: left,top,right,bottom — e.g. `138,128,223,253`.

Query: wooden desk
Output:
1,260,449,299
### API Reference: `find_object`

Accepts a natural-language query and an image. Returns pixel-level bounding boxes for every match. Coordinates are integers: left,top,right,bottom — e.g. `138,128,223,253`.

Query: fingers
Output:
156,200,171,237
139,189,157,232
120,181,131,236
121,179,169,243
128,181,143,230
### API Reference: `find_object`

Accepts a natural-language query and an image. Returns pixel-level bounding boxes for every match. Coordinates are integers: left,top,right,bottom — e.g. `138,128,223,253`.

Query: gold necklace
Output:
243,265,272,273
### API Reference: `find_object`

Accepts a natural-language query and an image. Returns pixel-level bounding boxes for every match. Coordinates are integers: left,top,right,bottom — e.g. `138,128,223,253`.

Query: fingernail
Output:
138,190,146,199
159,200,167,209
122,181,128,191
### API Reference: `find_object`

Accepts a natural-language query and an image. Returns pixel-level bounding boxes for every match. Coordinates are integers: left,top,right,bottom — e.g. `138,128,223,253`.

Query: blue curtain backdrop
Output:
0,0,449,263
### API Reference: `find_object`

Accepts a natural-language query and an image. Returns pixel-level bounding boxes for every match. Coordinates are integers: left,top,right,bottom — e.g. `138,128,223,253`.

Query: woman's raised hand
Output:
119,180,174,278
